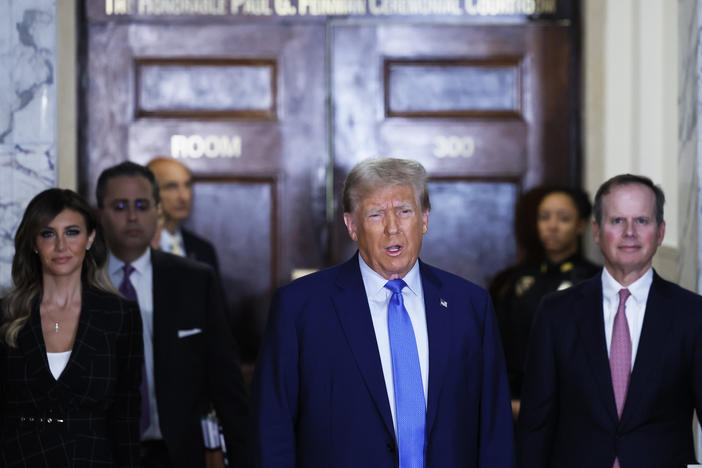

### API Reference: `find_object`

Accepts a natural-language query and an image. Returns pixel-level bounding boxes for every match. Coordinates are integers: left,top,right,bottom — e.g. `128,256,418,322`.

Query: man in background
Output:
97,161,251,468
147,157,219,273
518,174,702,468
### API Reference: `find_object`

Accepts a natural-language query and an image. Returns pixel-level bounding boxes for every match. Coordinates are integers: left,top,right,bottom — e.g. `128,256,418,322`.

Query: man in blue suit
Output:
518,174,702,468
252,157,514,468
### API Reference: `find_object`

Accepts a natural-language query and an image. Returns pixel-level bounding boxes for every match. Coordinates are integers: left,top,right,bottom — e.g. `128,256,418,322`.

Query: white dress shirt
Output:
159,228,186,257
359,255,429,435
601,267,653,369
109,249,163,440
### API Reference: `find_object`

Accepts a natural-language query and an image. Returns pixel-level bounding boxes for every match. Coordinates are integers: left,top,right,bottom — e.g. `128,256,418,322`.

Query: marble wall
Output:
679,0,702,458
0,0,57,289
679,0,700,294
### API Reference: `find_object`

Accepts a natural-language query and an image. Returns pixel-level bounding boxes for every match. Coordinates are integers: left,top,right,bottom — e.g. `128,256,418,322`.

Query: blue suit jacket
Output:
517,271,702,468
252,254,515,468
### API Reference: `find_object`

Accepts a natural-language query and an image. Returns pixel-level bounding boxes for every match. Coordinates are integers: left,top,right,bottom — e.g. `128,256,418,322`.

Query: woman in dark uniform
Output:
493,187,600,418
0,189,143,467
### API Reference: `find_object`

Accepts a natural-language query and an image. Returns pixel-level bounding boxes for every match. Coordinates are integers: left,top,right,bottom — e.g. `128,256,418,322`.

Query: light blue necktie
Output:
385,279,425,468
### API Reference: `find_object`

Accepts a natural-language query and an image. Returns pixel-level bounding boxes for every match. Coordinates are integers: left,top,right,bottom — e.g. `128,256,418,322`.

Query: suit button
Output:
386,442,396,453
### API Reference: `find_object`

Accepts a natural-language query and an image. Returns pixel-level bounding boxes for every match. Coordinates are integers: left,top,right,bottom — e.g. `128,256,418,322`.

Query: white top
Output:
601,267,653,370
109,249,162,440
47,350,71,380
359,255,429,435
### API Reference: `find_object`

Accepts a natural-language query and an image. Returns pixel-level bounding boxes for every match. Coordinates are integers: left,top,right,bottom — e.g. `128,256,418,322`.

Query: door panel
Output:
422,181,518,286
83,20,327,361
331,23,571,287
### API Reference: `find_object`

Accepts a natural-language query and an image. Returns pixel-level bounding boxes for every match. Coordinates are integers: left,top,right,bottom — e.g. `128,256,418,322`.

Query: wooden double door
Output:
81,11,574,361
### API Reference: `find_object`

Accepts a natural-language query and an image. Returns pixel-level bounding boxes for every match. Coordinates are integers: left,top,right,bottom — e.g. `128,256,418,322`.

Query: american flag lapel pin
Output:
440,298,448,308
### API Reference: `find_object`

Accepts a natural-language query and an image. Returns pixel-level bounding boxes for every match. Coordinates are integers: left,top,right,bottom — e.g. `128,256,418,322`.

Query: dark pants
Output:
141,440,171,468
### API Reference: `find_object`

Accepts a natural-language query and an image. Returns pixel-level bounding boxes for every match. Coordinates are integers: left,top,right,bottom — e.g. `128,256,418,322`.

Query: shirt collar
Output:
358,253,421,298
601,266,653,305
159,228,183,249
109,248,152,277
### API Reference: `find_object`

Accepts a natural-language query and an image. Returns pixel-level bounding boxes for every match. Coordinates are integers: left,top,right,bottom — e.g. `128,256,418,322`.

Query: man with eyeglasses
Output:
96,161,251,468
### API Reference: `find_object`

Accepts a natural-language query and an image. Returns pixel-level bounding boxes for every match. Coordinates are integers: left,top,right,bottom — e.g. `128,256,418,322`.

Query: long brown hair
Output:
1,189,115,347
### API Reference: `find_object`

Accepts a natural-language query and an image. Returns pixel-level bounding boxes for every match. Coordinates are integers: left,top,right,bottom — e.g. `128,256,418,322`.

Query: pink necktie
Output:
611,288,631,468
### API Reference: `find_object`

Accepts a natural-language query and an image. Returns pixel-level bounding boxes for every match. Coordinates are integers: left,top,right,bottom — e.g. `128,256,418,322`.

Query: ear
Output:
343,212,358,242
592,219,601,246
656,220,666,246
421,210,429,235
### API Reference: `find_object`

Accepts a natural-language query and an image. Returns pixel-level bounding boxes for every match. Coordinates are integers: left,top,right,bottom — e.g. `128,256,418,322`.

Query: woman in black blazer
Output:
0,189,143,467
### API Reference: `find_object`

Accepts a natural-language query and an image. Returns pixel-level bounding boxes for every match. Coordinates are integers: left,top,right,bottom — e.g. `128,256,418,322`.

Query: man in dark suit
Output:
252,158,514,467
96,161,251,468
518,174,702,468
147,157,219,273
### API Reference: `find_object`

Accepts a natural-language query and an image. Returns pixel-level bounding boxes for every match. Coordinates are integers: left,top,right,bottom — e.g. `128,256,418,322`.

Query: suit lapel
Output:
150,249,172,383
20,290,93,396
19,304,55,391
420,261,450,438
575,276,619,423
332,254,395,437
620,272,671,427
54,288,96,394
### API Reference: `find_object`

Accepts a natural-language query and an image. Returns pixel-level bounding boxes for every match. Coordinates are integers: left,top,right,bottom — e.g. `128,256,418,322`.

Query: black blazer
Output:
0,287,143,467
181,228,219,275
518,271,702,468
149,249,251,468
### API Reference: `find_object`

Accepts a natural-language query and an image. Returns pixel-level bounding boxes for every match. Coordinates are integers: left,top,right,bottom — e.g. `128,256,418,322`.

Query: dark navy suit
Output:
518,272,702,468
252,253,514,468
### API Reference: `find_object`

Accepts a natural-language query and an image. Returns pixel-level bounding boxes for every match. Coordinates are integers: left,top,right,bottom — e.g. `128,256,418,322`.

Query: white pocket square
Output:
178,328,202,338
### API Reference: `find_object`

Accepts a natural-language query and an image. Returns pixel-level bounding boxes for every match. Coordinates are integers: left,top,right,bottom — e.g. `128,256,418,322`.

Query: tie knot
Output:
171,237,182,255
384,279,407,295
122,263,135,279
618,288,631,304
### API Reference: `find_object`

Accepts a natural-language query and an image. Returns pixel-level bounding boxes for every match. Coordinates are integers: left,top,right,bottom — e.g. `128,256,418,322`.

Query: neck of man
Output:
163,218,180,235
110,245,148,265
604,262,652,287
